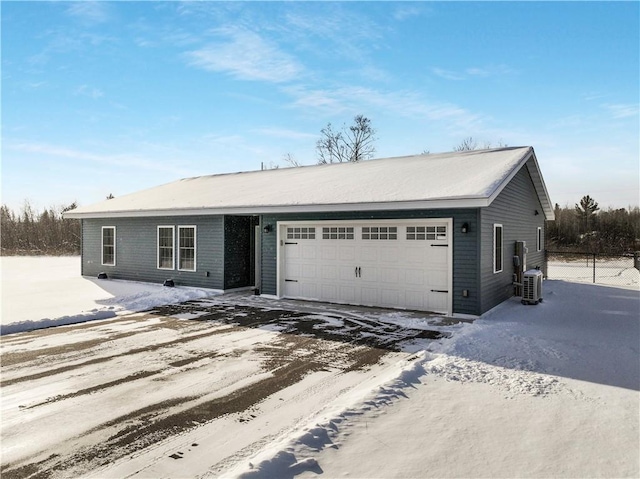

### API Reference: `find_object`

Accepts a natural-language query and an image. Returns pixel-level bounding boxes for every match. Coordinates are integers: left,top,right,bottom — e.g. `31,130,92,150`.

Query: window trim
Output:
537,226,543,252
493,224,503,274
177,225,197,272
157,225,175,270
101,226,116,266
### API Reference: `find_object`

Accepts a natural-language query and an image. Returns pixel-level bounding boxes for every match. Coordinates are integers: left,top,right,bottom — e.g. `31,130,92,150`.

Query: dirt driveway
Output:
1,295,458,479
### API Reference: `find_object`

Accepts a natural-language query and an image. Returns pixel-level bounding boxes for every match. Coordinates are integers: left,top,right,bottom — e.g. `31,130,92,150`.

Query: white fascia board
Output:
63,197,491,219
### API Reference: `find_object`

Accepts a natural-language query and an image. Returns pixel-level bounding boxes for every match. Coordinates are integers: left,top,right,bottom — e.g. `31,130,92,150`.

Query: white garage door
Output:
278,220,452,314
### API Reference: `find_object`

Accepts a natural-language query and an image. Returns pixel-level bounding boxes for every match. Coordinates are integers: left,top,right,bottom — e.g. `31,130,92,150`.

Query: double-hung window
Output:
101,226,116,266
157,226,175,270
493,224,503,273
178,226,196,271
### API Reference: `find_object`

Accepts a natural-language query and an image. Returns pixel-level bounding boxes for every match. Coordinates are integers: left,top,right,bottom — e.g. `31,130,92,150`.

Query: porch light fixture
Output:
263,224,272,234
461,223,469,234
534,210,540,216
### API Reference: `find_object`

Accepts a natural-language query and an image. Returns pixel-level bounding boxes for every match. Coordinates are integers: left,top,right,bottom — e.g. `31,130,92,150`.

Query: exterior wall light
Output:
461,223,469,234
263,224,272,234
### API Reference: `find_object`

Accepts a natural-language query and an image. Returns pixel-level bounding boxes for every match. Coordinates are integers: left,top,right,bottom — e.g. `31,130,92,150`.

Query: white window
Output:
494,224,503,273
362,226,397,240
178,226,196,271
101,226,116,266
287,227,315,239
157,226,175,270
407,225,447,241
537,227,543,252
322,227,354,240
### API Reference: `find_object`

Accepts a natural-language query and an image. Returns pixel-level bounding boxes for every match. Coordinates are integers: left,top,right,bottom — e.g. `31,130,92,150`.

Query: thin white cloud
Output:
602,103,639,119
432,68,464,81
283,84,485,131
282,8,382,64
75,84,104,99
66,2,110,23
466,65,514,77
393,5,427,21
433,65,515,81
185,27,302,83
7,142,186,175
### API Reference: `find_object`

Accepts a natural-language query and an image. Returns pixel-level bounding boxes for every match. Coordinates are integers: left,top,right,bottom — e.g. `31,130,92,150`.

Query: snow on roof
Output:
65,146,554,219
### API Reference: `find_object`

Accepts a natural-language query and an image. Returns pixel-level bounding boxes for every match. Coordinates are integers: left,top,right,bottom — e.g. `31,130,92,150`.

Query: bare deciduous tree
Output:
316,115,376,164
453,136,479,151
282,153,301,167
454,137,509,151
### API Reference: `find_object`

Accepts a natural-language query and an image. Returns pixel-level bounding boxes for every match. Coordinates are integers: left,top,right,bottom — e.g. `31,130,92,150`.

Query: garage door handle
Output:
431,289,448,293
285,242,298,245
431,244,448,247
285,279,298,282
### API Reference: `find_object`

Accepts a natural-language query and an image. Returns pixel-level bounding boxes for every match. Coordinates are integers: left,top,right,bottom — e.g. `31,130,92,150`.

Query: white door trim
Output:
276,218,454,315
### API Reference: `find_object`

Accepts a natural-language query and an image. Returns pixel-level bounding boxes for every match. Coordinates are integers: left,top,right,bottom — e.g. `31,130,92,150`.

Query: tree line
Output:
547,196,640,254
1,202,81,255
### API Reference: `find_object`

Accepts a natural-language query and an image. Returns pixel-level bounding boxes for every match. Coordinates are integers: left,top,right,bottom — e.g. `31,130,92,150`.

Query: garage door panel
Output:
379,247,400,263
321,284,338,301
321,265,339,280
405,268,425,285
360,246,379,262
338,285,357,303
321,246,337,260
301,264,317,279
302,245,318,259
379,267,400,284
301,283,318,299
338,265,356,281
338,246,356,261
381,289,400,307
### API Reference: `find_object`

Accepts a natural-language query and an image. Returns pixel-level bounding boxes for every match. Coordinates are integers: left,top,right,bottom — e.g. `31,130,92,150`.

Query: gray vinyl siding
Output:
260,209,481,315
479,160,547,313
82,216,224,289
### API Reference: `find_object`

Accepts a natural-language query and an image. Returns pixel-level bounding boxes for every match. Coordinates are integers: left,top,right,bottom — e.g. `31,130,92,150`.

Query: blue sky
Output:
2,1,638,212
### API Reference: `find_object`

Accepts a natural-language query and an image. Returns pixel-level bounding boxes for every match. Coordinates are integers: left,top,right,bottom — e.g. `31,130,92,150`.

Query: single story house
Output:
65,146,554,316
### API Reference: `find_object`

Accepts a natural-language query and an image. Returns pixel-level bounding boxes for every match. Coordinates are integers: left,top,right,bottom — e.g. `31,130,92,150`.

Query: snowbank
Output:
0,256,215,335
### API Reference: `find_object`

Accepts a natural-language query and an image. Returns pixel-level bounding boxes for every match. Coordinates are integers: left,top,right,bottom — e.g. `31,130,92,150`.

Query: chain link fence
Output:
546,251,640,289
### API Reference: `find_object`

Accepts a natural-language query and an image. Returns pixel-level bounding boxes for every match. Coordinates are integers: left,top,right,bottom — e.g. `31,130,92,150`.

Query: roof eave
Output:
63,197,493,219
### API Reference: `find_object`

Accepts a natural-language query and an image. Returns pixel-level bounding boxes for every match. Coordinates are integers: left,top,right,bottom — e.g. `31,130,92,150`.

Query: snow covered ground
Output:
547,257,639,288
1,256,639,478
1,256,213,334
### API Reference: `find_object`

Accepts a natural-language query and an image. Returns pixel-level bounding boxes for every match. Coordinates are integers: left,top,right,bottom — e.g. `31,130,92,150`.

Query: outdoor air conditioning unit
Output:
521,269,543,305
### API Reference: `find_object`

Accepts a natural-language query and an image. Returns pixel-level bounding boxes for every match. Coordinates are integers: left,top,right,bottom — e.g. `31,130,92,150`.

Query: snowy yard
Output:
547,257,639,288
1,256,639,478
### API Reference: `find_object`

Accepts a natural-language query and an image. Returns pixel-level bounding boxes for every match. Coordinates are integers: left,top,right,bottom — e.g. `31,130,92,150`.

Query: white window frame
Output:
157,225,175,270
493,224,503,273
101,226,116,266
537,227,543,252
178,225,197,272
